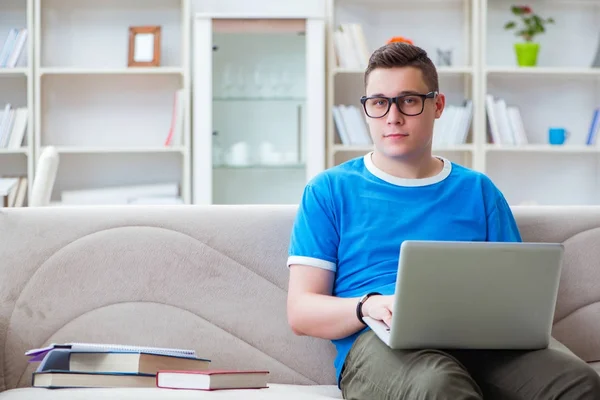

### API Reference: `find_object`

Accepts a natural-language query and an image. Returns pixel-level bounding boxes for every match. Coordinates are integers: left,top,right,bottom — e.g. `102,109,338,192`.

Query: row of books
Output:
333,104,372,145
333,23,370,69
432,100,473,147
485,95,528,146
0,176,27,207
27,342,269,391
333,101,473,147
0,104,28,149
0,28,28,68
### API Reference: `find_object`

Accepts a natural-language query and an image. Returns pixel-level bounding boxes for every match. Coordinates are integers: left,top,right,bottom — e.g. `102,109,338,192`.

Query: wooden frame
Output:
128,26,161,67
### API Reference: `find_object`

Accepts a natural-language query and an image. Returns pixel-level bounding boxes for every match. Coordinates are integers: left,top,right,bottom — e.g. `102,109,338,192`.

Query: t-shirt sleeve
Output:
486,187,522,243
287,178,339,272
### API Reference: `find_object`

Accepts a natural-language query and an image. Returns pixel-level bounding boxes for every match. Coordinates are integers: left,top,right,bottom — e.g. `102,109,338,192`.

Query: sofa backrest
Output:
511,206,600,365
0,205,337,391
1,205,600,391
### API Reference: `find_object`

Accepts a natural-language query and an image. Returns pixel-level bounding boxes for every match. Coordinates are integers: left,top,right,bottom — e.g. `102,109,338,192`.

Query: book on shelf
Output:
156,370,270,391
585,108,600,146
0,28,28,68
0,176,27,207
0,103,28,149
332,104,372,145
333,23,370,69
432,100,473,147
485,94,528,146
165,89,184,147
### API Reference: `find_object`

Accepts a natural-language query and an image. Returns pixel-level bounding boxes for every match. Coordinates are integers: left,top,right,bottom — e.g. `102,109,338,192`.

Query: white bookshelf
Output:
0,0,34,204
327,0,600,206
34,0,192,205
481,0,600,206
326,0,481,171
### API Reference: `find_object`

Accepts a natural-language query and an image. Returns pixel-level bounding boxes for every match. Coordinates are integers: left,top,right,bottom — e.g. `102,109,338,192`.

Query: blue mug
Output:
549,127,568,145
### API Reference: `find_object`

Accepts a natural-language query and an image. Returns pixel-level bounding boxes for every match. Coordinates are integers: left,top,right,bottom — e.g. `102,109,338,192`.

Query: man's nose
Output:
386,101,405,125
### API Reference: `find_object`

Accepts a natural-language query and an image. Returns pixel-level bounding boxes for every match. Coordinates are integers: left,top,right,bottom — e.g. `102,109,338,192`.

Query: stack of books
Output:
26,342,269,391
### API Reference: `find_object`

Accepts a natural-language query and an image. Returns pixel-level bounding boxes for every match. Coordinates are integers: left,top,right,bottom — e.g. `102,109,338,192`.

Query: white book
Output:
495,99,516,145
348,24,370,68
1,109,16,148
458,101,473,145
7,108,27,149
0,104,12,147
12,177,27,207
507,106,528,145
346,105,371,145
26,342,197,359
485,95,502,145
0,29,18,67
0,177,19,197
332,105,352,145
165,89,184,146
6,28,28,68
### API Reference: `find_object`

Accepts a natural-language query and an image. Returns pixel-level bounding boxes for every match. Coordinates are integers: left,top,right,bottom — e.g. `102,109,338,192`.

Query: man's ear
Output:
434,92,446,119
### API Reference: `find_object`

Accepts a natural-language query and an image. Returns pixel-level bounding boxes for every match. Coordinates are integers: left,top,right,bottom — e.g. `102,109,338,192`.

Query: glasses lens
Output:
364,97,389,118
398,95,424,116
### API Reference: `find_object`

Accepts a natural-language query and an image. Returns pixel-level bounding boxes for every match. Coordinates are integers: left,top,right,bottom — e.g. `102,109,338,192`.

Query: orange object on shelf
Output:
386,36,414,45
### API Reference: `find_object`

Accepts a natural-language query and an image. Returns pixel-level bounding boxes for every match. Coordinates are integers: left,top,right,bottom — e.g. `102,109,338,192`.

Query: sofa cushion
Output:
0,384,343,400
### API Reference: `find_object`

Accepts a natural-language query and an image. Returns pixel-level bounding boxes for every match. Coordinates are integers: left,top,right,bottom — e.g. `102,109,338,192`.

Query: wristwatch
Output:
356,292,381,325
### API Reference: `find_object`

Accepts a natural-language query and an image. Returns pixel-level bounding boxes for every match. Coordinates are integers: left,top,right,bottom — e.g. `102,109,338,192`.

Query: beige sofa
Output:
1,205,600,399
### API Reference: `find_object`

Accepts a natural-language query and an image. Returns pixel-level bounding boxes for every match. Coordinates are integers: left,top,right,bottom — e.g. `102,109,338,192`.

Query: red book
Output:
156,369,269,391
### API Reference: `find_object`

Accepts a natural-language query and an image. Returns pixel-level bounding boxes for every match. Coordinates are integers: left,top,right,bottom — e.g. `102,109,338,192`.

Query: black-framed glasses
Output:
360,91,437,118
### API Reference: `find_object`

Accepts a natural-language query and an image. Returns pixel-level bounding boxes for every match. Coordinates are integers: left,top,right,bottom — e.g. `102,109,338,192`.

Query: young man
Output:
286,42,600,399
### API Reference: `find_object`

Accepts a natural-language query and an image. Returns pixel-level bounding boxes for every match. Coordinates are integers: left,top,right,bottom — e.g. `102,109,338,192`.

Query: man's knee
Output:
561,361,600,398
407,362,482,399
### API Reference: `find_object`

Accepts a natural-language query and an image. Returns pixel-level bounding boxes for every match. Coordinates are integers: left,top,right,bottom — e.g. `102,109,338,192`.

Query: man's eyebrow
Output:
367,90,424,97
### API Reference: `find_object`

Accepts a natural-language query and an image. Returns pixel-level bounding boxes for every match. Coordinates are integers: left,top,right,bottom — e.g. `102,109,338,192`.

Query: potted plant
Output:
504,5,554,67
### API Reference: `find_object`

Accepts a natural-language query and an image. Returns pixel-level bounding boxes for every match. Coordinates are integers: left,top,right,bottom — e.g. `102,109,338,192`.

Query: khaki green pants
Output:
340,330,600,400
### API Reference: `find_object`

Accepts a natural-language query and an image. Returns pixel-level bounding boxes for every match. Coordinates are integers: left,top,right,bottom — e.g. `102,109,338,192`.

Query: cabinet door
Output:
193,16,325,205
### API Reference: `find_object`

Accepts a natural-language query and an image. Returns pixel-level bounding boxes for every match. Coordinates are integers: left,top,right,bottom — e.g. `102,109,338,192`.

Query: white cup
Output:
227,142,249,166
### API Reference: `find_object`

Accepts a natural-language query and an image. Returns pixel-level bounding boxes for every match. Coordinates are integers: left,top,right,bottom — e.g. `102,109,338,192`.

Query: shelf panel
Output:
486,67,600,77
45,146,186,154
39,67,184,76
214,163,305,169
213,97,305,102
485,144,600,154
0,148,28,154
332,144,475,152
0,68,28,77
333,66,473,76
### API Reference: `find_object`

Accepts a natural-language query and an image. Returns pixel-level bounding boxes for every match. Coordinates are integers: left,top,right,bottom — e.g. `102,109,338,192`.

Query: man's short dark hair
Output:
364,42,439,93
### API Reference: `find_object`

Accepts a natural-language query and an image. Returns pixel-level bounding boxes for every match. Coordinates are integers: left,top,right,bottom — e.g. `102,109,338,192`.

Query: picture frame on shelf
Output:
128,26,161,67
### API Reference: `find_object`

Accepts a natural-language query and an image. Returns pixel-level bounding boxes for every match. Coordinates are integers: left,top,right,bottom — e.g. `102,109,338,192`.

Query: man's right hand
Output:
362,295,394,328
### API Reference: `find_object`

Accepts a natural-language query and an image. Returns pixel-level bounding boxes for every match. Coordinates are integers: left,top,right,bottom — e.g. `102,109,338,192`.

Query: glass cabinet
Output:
192,14,325,204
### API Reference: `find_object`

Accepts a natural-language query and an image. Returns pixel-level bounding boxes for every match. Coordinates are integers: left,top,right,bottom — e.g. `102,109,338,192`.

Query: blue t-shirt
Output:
287,153,522,385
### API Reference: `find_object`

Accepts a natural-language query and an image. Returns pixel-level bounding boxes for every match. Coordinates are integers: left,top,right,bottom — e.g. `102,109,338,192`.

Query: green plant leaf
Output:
504,21,516,29
511,5,524,15
547,17,555,23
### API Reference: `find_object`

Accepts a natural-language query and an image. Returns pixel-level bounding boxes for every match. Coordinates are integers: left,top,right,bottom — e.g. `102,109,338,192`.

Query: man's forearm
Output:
288,293,366,340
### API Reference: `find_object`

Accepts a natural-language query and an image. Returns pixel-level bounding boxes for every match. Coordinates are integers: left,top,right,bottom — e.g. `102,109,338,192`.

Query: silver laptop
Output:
363,240,564,350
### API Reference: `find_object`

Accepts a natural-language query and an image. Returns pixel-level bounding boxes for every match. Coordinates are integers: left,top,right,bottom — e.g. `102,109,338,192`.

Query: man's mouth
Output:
383,133,409,138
